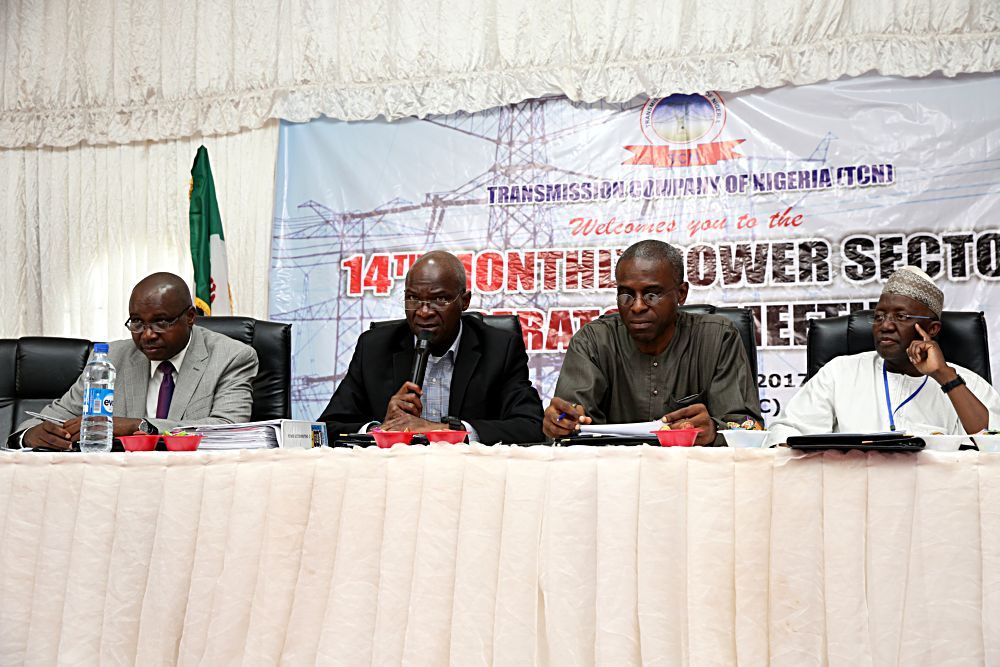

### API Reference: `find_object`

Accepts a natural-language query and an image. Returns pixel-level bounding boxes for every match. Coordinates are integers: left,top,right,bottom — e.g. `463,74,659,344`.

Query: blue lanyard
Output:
882,365,928,431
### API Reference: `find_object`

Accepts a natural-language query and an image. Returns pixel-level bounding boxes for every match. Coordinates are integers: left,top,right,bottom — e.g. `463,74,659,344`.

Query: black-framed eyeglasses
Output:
403,294,463,312
616,286,677,308
125,309,190,334
872,312,935,325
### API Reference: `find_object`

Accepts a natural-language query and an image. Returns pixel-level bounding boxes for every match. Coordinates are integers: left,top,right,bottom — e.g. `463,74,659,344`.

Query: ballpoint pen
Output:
557,402,582,422
24,411,66,427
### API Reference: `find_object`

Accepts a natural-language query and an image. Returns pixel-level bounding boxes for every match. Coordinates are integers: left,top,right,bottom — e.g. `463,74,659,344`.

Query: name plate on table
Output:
786,432,925,452
279,420,329,448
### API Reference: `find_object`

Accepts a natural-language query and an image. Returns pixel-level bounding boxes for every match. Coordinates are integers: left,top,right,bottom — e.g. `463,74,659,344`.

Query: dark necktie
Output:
156,361,175,419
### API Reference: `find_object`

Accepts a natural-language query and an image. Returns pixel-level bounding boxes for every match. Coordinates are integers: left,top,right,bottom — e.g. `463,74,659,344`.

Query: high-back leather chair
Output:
369,312,523,337
195,317,292,420
806,310,991,382
678,304,759,379
0,337,92,440
0,317,291,440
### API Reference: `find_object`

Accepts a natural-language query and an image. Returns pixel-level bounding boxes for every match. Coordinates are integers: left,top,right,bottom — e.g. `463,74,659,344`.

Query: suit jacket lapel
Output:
123,346,150,419
449,320,481,415
168,328,209,421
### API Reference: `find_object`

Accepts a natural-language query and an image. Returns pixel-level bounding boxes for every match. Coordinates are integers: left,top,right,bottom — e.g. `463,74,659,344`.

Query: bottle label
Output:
83,388,114,417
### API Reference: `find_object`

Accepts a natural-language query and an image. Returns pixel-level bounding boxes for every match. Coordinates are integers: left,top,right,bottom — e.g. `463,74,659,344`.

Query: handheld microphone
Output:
410,330,433,387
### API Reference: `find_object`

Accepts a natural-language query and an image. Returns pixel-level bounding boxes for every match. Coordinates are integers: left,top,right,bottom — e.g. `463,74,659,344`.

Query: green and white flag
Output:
189,145,232,315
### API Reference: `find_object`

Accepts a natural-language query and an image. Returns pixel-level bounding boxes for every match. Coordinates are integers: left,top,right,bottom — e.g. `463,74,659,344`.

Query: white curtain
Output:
1,0,998,149
0,123,279,339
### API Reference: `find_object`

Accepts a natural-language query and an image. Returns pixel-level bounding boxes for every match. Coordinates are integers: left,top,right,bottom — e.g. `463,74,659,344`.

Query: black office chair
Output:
805,310,991,382
678,304,758,379
369,312,523,338
196,317,292,420
0,337,92,440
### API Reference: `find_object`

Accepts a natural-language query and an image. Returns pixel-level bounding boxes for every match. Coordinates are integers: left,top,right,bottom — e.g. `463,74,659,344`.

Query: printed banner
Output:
271,74,1000,422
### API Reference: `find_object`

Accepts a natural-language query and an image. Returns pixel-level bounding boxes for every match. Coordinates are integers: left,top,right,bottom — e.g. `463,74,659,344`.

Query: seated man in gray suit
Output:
8,272,259,450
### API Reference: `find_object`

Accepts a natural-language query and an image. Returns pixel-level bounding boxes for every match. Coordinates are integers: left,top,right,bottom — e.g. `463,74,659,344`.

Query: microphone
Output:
410,330,433,387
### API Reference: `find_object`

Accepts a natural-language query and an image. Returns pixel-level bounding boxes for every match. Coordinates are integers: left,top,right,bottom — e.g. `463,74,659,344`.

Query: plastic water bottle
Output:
79,342,116,452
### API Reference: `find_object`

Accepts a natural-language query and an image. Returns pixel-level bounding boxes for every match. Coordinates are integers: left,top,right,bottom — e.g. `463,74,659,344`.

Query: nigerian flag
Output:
189,145,232,315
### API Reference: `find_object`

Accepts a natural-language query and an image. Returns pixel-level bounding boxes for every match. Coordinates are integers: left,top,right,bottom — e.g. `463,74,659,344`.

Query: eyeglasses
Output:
125,309,190,334
872,312,935,324
616,286,677,308
403,294,463,312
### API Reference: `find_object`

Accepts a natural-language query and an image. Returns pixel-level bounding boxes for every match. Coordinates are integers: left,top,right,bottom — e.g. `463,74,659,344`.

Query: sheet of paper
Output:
172,419,283,431
578,421,663,438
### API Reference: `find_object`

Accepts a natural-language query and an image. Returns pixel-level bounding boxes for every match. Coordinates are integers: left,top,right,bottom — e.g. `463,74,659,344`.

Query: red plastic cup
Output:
371,430,416,448
119,434,159,451
424,430,468,444
650,428,699,447
162,434,202,451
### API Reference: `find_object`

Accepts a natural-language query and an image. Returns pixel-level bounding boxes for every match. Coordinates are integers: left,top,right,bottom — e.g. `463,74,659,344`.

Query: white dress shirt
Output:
145,342,189,419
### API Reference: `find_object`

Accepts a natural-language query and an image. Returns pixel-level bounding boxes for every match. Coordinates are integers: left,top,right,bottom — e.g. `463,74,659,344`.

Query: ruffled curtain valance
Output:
2,0,998,149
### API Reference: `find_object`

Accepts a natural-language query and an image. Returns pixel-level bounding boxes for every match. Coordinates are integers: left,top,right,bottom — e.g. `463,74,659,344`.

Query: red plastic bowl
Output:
650,428,700,447
162,434,202,451
371,430,416,448
119,434,159,451
424,429,468,444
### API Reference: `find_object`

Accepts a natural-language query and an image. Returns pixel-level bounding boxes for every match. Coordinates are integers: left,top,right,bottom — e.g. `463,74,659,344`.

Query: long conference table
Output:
1,444,997,665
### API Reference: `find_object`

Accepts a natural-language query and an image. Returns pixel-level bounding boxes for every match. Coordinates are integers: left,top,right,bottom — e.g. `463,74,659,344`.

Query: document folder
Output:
786,432,925,452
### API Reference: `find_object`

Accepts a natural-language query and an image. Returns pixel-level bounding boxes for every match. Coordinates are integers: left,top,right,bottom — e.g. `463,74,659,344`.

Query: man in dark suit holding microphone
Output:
318,251,544,444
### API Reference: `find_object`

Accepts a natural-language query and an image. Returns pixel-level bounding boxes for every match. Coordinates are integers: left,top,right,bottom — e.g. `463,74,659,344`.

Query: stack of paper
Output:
173,420,282,450
578,421,663,438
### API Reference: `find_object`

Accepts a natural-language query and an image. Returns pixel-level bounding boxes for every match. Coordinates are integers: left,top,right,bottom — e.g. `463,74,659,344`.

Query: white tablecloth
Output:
1,445,997,665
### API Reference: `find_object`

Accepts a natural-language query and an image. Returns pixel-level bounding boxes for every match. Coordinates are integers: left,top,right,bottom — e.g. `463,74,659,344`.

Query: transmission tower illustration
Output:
271,97,636,417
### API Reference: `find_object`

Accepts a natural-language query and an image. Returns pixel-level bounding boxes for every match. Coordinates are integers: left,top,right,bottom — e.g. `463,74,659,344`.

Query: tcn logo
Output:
624,92,745,168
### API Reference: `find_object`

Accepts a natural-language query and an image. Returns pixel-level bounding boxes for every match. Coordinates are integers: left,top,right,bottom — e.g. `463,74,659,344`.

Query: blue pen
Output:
557,403,580,421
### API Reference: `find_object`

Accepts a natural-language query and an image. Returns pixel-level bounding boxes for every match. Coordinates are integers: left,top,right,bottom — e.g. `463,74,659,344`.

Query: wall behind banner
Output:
271,74,1000,422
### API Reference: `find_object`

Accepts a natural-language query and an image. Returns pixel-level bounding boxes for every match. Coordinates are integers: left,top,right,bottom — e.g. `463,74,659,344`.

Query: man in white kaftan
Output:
767,266,1000,445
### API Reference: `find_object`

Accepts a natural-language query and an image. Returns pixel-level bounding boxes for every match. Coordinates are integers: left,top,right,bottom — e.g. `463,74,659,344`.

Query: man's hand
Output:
909,323,954,383
22,420,74,450
382,414,444,432
112,417,142,437
543,397,592,439
908,323,989,433
384,382,424,424
62,416,82,441
661,403,716,446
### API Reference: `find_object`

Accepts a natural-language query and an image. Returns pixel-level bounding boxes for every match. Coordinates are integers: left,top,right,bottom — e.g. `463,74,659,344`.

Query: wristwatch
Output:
940,374,966,394
441,416,464,432
138,418,158,435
